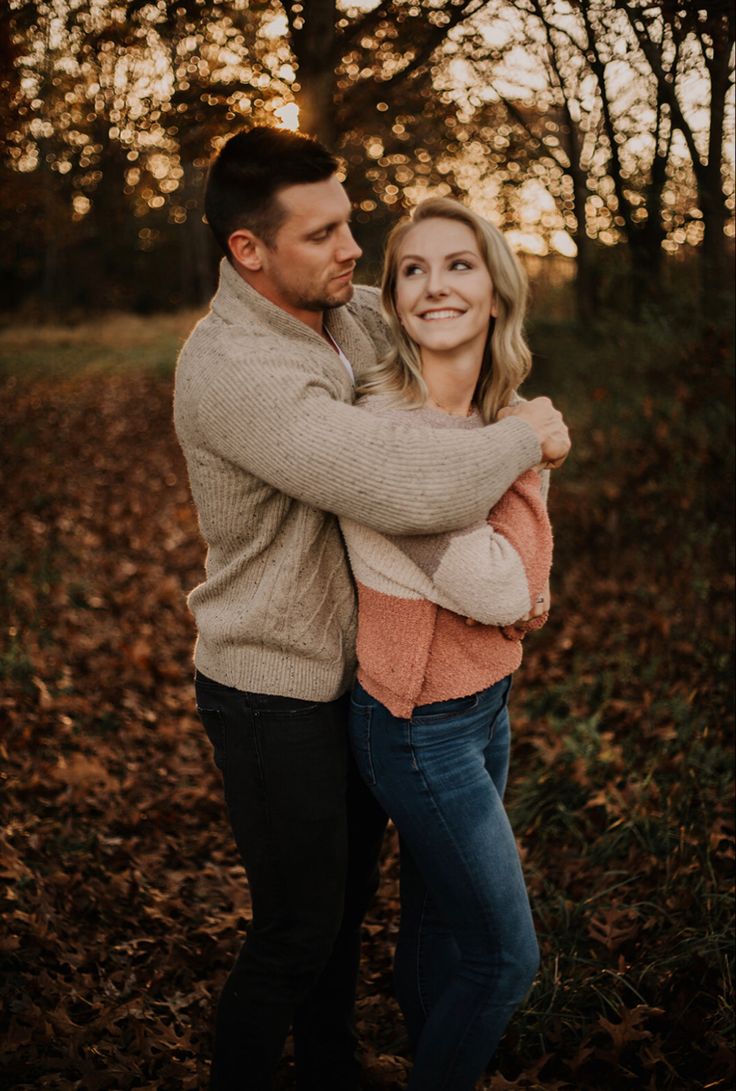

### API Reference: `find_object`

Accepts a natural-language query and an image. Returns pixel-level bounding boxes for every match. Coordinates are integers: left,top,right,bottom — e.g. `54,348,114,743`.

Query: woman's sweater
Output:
341,397,554,718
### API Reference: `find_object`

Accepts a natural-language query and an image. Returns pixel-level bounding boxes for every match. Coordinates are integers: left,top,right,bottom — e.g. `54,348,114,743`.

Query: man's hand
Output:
498,396,571,468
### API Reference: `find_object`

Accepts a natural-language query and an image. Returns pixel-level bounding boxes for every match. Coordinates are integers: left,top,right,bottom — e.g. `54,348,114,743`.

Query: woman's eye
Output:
451,259,472,270
402,264,423,276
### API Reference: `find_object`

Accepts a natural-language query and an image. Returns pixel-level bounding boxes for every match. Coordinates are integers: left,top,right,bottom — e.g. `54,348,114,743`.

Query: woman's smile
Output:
418,307,467,320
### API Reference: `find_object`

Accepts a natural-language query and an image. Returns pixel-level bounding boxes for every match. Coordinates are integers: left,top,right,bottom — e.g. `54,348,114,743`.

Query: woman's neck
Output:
421,349,482,417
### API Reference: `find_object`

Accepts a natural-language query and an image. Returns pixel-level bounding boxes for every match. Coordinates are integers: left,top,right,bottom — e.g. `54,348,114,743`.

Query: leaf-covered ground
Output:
1,311,733,1090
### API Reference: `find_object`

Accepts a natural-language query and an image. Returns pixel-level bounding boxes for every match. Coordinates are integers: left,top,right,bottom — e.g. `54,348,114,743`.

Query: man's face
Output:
238,175,363,322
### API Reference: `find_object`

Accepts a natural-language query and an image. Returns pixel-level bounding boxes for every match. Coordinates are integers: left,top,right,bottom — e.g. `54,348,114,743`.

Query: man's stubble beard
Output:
293,281,355,312
269,262,354,313
322,282,355,309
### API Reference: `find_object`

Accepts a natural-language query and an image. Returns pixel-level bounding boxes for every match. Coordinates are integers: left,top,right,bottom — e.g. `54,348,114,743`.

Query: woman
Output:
340,197,554,1090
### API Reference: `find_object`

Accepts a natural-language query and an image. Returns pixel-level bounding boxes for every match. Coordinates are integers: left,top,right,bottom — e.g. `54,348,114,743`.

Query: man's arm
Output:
341,469,553,626
196,348,556,535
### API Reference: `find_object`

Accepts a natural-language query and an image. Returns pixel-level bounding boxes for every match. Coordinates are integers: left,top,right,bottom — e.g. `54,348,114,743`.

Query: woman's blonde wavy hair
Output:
357,197,531,423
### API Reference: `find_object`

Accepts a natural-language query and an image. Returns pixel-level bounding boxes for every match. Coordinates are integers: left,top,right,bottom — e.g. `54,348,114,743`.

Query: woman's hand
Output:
465,580,551,631
521,578,550,623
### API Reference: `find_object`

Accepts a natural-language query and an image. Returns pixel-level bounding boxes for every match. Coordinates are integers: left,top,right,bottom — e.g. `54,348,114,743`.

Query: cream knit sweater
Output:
173,259,542,701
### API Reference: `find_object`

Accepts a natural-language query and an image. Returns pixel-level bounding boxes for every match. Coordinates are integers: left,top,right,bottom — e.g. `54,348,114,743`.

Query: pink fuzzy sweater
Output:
341,398,554,718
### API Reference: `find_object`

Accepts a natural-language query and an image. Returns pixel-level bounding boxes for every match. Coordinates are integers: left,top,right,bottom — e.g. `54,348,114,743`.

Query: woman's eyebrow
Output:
400,250,476,262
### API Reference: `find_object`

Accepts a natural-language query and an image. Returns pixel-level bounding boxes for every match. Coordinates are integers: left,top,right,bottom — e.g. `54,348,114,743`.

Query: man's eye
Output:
310,231,330,242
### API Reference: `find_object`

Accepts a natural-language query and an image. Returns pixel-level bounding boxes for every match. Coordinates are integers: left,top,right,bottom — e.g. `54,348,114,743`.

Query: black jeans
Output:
195,672,388,1091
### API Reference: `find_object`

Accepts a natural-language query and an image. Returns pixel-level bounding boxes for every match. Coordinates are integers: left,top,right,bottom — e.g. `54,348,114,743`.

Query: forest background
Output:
1,2,734,1089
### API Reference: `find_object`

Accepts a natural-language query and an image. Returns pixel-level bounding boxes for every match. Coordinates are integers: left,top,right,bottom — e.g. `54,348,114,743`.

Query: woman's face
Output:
393,218,496,358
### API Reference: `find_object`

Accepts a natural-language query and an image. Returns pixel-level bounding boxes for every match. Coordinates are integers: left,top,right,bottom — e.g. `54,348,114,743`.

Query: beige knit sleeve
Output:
196,346,541,536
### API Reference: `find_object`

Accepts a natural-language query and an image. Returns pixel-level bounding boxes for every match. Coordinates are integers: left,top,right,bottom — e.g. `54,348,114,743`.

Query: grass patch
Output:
0,310,202,380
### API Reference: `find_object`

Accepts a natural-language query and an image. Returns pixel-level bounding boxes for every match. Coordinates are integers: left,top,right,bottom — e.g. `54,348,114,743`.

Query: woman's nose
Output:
425,267,449,297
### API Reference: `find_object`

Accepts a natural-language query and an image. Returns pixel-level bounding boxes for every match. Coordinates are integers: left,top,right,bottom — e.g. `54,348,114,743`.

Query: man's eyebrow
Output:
304,216,351,238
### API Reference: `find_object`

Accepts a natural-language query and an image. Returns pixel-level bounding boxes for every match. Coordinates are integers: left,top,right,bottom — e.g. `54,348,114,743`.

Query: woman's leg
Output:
393,836,459,1049
394,687,515,1051
350,678,538,1091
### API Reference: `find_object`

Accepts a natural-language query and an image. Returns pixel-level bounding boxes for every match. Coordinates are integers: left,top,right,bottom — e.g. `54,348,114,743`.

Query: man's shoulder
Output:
348,283,381,309
345,285,389,354
346,284,383,325
177,303,296,373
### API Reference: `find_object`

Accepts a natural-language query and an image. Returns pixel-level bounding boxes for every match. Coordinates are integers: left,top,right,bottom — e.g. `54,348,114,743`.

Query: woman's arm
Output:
341,468,553,627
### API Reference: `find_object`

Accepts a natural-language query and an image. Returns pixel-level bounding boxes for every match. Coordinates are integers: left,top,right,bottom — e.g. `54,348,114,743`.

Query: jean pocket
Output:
411,692,480,725
196,705,226,773
349,703,377,787
254,695,322,717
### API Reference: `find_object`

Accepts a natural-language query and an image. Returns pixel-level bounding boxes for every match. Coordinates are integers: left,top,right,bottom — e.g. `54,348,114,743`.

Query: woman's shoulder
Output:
354,392,416,418
355,393,483,431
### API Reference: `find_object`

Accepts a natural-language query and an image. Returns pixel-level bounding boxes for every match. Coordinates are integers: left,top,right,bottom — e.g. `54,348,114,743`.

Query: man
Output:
173,126,569,1091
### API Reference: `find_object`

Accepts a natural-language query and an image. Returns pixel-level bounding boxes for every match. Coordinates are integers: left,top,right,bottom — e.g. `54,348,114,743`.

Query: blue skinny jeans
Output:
349,676,539,1091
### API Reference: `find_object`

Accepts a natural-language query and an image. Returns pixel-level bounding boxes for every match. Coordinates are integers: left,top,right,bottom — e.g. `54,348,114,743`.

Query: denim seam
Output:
404,747,509,1090
437,986,503,1091
351,704,377,785
488,675,513,741
407,712,510,960
364,705,377,786
415,889,432,1021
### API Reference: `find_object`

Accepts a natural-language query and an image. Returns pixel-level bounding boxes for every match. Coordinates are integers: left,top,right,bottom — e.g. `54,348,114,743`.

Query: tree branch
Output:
614,0,705,175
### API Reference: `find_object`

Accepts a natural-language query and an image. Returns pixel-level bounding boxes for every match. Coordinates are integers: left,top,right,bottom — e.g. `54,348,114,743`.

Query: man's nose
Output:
336,225,363,263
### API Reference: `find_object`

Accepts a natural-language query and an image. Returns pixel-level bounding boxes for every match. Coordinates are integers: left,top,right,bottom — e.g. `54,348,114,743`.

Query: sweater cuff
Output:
491,415,543,472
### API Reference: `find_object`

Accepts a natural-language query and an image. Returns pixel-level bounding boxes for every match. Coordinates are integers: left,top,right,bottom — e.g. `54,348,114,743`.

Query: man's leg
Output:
293,742,388,1091
195,674,352,1091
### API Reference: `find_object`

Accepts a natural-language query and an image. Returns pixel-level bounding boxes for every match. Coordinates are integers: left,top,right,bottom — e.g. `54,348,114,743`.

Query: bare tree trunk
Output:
541,9,598,324
700,37,731,313
179,157,217,305
571,175,598,325
617,1,734,318
575,2,683,314
283,0,338,147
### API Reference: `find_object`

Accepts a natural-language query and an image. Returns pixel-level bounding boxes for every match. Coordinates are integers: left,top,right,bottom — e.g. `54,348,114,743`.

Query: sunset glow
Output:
3,0,732,271
274,103,300,132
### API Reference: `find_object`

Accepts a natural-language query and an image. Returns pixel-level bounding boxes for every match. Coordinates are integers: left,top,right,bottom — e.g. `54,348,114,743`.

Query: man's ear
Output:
228,229,264,272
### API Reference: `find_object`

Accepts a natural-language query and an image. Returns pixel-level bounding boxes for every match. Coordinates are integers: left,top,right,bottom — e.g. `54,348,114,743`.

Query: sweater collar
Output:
211,257,378,375
212,258,317,343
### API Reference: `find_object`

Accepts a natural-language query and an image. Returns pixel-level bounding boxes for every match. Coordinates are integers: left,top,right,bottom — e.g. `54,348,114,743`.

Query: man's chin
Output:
323,282,355,309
